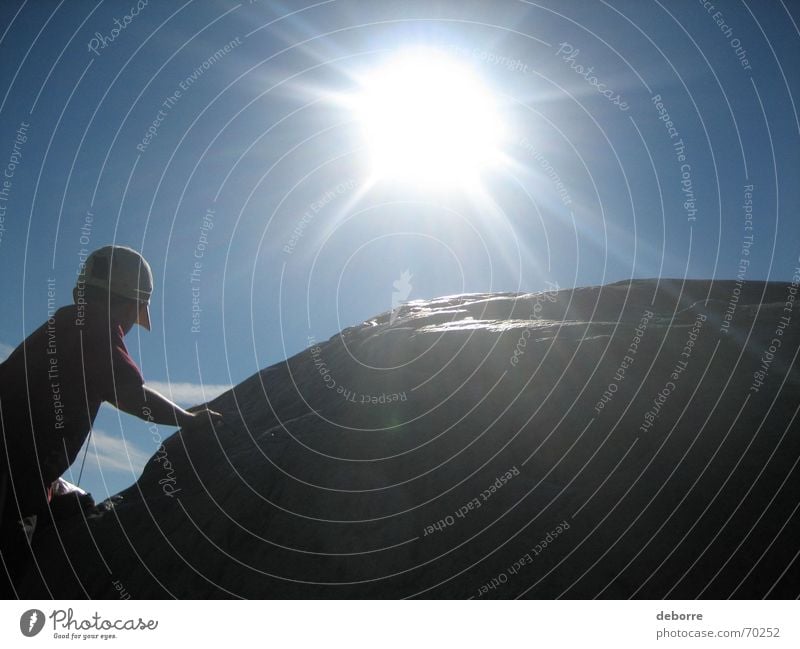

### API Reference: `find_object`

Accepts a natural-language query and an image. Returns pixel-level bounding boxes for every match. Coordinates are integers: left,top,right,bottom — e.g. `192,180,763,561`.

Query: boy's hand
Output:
182,406,224,431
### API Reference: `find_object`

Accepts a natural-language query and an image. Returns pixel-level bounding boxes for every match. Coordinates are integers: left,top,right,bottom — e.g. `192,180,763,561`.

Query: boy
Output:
0,245,222,596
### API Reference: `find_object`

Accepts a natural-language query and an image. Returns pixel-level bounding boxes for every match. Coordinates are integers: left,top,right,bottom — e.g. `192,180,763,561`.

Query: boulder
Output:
21,278,800,598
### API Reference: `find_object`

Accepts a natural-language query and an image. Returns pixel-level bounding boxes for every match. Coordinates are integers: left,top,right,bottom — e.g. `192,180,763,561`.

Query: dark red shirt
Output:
0,303,143,513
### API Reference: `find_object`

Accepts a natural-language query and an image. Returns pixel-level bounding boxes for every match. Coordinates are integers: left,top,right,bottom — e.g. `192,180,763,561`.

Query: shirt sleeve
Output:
86,324,145,403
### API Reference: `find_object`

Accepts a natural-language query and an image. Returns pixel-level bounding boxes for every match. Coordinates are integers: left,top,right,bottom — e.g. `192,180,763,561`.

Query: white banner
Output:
0,600,797,648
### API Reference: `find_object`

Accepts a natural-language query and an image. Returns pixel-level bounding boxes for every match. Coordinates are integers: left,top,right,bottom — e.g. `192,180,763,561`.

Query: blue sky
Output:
0,0,798,500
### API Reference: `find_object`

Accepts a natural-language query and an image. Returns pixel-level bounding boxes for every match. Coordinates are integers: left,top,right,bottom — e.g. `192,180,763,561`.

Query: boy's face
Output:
71,287,149,334
118,302,141,335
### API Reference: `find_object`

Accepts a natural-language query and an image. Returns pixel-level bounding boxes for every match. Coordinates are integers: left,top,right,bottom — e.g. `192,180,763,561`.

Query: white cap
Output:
79,245,153,330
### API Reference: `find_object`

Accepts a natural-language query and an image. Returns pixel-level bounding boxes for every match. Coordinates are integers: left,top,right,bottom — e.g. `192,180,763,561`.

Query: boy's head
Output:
74,246,153,332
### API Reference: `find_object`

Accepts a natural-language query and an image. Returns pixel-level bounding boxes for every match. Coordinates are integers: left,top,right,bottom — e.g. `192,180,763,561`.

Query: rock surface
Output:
22,278,800,598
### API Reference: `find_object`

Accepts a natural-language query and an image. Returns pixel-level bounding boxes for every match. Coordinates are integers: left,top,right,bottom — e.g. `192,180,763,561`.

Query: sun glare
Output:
355,49,504,188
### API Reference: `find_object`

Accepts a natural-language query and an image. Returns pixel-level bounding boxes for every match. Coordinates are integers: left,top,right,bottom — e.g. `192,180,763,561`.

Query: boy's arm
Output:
114,384,222,431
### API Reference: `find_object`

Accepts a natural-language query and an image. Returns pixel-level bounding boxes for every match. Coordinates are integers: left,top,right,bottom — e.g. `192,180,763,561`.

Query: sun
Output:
354,49,504,188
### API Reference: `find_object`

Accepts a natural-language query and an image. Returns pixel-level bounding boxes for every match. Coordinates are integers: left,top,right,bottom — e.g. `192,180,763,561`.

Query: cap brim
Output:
137,302,151,331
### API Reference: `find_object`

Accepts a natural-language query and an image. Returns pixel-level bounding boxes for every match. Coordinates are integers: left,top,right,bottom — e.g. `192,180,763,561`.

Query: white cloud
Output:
145,380,232,407
0,341,15,362
85,428,151,474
